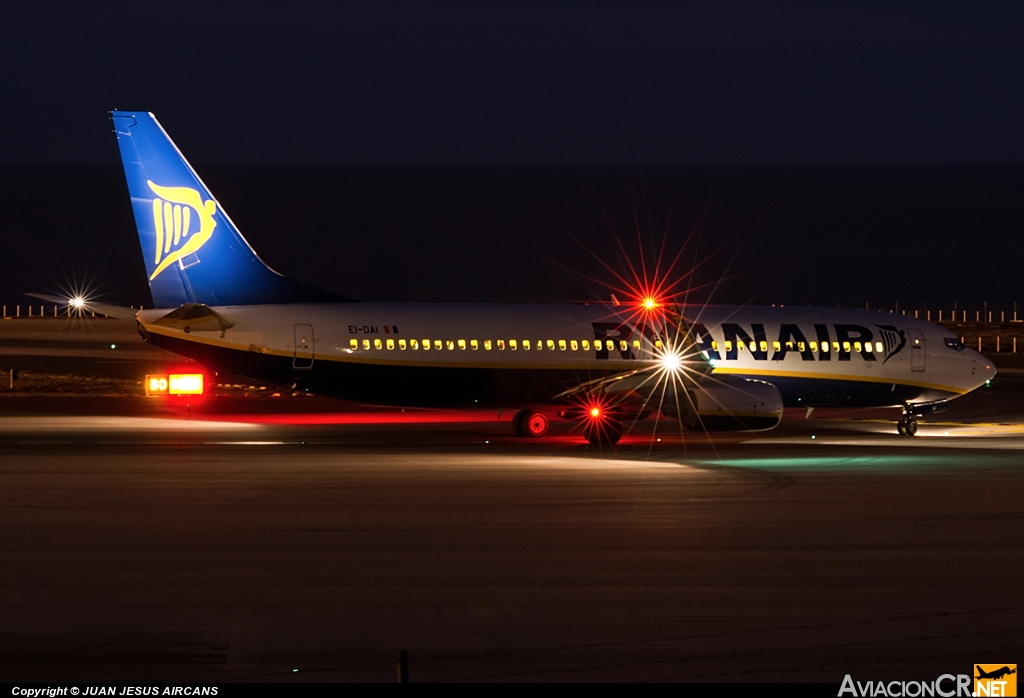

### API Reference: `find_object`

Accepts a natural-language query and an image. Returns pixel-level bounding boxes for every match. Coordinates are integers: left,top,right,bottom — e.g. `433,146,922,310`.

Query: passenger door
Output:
293,324,315,369
907,327,925,372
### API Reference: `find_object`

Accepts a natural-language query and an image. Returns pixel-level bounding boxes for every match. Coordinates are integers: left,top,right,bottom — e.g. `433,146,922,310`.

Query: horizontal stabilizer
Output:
25,293,139,321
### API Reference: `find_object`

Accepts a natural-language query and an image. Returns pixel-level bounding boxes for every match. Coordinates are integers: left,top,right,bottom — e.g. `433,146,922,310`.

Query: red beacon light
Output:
589,406,602,419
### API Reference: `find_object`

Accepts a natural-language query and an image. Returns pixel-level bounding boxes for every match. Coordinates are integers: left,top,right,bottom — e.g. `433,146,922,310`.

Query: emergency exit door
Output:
907,327,925,372
293,324,315,369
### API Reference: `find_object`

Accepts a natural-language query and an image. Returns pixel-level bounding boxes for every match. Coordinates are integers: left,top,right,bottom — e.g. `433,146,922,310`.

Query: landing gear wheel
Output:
897,413,919,437
585,420,622,446
513,410,549,437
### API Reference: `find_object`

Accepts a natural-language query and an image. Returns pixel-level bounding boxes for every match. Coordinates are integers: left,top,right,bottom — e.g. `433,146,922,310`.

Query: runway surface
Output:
0,393,1022,683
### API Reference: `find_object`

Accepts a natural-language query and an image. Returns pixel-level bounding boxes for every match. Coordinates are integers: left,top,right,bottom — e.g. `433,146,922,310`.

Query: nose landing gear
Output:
896,408,919,437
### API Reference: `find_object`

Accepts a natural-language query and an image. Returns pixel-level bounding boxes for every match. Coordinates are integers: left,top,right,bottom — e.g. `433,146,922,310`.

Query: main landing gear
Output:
896,408,919,437
511,408,624,445
513,410,550,437
583,418,622,446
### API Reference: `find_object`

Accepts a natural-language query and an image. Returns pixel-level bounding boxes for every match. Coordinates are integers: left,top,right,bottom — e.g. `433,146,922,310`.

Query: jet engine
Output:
662,376,783,431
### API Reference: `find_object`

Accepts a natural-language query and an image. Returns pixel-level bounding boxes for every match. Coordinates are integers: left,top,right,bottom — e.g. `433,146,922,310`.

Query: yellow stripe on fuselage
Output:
710,365,967,395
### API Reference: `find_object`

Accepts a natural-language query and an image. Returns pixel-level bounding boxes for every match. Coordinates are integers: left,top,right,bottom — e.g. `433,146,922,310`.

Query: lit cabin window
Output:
362,339,371,350
725,340,733,352
537,340,544,351
386,338,395,350
757,341,766,352
523,340,531,350
875,341,884,353
654,340,663,350
842,341,851,352
821,342,829,353
832,341,840,351
582,339,591,351
398,339,407,350
809,341,817,352
505,339,513,350
422,339,430,351
546,339,555,350
619,340,628,352
737,341,744,352
484,339,492,350
606,339,615,351
785,341,793,350
411,339,420,350
349,339,358,350
711,341,719,351
570,340,578,351
457,339,466,350
434,339,443,351
773,341,781,351
374,338,383,350
446,340,455,350
470,339,479,350
632,339,640,350
558,339,566,351
853,341,861,353
797,342,805,352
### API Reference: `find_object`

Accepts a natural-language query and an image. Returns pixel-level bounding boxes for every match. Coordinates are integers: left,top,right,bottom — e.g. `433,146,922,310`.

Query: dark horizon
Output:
2,162,1022,312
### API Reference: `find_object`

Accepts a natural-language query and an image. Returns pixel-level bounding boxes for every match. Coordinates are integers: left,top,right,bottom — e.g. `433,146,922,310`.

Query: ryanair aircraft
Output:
97,111,995,443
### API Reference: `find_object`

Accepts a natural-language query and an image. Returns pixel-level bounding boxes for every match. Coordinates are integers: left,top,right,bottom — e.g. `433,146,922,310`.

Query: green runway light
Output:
694,454,968,472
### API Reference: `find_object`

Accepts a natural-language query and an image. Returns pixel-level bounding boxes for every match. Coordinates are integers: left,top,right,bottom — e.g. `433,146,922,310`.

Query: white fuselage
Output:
136,302,995,410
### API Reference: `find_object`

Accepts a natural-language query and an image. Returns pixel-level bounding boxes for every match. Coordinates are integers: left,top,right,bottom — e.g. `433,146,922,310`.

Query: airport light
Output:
169,373,204,395
145,373,204,396
146,375,169,395
590,406,601,419
71,297,85,309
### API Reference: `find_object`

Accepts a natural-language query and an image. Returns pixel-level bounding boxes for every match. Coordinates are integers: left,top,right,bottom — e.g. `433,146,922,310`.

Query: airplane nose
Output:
980,357,997,383
972,351,997,386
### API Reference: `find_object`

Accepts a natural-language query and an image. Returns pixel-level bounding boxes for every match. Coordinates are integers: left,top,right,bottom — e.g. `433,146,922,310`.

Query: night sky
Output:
1,2,1023,308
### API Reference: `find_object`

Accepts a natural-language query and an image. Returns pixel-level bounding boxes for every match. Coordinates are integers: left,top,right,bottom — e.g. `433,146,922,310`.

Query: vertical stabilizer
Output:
111,111,348,308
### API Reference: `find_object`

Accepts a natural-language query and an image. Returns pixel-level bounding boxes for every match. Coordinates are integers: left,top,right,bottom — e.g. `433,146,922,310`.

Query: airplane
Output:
976,666,1016,681
58,111,998,443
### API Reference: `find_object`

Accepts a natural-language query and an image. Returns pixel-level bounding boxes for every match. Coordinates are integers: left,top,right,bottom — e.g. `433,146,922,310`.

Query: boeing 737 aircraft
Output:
68,112,996,443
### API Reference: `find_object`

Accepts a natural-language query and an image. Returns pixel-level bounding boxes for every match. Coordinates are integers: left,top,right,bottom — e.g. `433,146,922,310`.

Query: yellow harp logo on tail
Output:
148,181,217,281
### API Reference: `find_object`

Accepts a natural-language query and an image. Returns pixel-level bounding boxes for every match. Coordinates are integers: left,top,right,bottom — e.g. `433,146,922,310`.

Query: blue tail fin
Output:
111,111,349,308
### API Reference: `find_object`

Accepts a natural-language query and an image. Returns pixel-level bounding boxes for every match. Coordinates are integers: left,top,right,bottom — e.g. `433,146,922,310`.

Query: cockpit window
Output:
944,337,964,351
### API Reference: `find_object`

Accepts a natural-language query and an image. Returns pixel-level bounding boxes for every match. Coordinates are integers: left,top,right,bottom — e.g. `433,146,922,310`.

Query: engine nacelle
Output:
663,376,783,431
